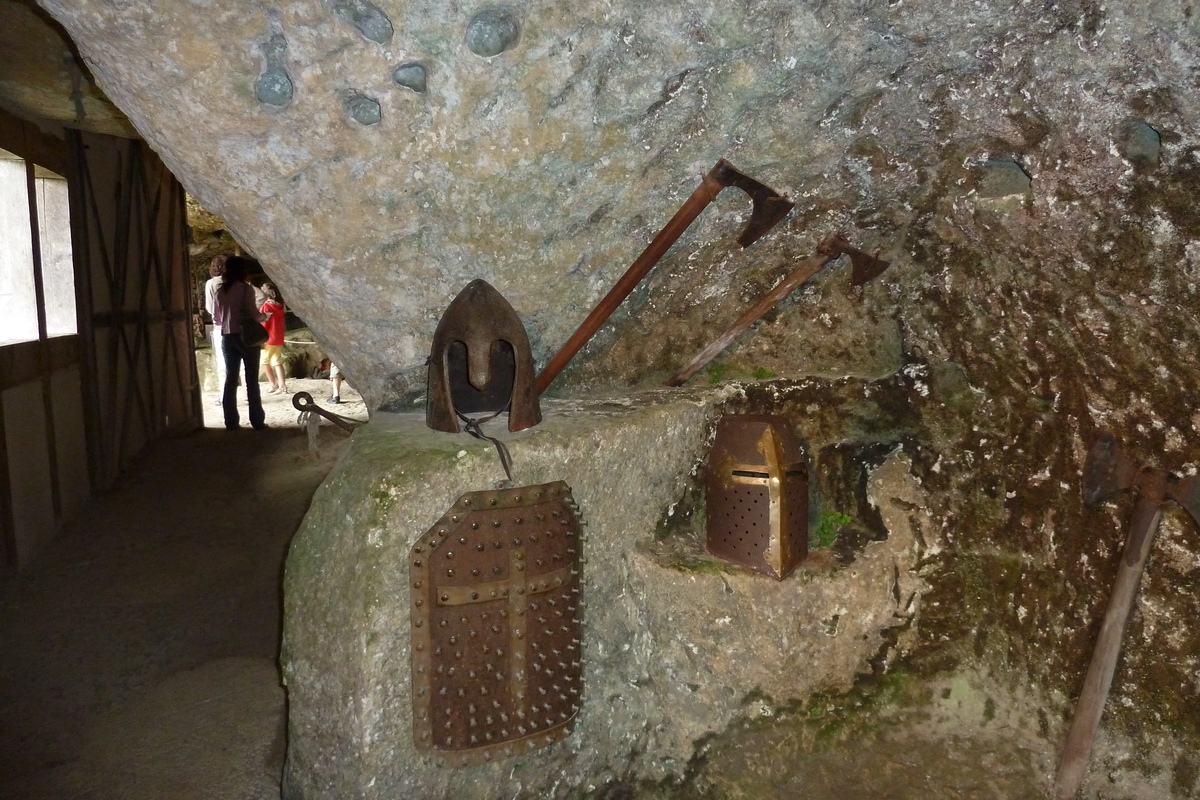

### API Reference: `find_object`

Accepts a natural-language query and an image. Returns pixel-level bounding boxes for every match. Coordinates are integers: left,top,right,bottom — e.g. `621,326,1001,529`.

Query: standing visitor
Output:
203,256,229,406
259,282,289,394
212,256,270,429
329,363,344,404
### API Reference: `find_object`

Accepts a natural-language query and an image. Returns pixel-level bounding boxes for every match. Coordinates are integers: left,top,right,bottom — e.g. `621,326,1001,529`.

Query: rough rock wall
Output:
281,390,937,798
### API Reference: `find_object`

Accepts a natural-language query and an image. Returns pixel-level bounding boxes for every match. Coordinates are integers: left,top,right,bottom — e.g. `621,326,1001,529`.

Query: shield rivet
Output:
447,569,455,577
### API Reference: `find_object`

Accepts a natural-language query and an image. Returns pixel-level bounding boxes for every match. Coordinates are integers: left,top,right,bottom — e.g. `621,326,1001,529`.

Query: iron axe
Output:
662,235,890,387
1055,430,1200,799
535,159,794,395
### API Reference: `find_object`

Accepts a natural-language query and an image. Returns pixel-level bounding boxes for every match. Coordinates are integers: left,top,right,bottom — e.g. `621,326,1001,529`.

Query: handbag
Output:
241,317,269,347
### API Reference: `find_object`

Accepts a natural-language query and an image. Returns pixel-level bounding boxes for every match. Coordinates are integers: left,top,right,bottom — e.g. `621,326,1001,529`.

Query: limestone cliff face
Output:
40,0,1200,793
36,1,1198,403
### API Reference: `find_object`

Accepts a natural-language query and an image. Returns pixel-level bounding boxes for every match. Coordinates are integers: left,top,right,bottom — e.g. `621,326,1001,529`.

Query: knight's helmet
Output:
426,279,541,433
705,414,808,579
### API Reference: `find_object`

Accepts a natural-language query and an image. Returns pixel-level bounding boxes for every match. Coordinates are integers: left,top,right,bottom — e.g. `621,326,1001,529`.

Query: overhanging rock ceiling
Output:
25,1,1200,419
0,0,135,138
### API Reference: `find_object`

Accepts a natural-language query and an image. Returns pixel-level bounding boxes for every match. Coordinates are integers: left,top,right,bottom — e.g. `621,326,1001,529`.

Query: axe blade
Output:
711,160,795,247
849,249,891,286
736,194,796,247
1081,430,1134,509
1167,474,1200,525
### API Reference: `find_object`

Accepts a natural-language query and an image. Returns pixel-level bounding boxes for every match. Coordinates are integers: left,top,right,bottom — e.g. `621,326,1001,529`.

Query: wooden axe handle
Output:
1055,480,1165,799
534,170,726,395
662,236,845,387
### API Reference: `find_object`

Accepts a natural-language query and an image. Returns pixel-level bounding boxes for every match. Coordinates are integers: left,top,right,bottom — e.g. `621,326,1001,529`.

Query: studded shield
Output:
705,415,808,580
410,481,585,766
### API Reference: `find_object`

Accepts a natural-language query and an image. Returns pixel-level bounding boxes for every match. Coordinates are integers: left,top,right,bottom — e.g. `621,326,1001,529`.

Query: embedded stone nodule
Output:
1119,118,1160,168
254,33,293,109
465,7,521,58
976,158,1031,199
331,0,394,45
393,62,428,94
344,91,382,125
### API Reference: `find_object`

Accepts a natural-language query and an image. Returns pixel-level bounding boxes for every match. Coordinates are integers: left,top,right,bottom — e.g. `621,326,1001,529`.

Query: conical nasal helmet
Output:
426,279,541,433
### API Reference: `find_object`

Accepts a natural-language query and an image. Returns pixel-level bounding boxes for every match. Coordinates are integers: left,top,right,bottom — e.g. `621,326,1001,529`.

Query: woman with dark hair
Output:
211,256,270,429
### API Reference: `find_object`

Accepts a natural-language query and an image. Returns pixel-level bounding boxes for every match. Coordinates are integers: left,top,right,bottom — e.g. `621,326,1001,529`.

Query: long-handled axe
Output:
534,159,794,395
1055,430,1200,799
662,235,890,387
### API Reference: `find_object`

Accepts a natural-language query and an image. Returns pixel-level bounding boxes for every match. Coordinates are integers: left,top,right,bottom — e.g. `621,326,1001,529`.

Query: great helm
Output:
705,414,808,579
426,279,541,433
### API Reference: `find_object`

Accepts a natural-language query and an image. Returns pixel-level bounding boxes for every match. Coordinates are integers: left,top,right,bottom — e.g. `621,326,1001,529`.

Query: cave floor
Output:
0,378,365,800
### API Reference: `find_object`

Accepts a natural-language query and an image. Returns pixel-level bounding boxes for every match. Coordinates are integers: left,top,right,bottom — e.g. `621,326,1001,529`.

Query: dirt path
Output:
200,375,368,431
0,379,366,800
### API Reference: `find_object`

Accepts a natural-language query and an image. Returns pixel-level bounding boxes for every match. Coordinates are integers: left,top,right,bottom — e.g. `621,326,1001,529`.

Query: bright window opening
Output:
0,147,76,345
36,168,76,337
0,149,37,344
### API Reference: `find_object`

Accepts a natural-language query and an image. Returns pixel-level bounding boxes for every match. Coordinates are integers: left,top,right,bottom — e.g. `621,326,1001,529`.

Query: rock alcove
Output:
34,0,1200,796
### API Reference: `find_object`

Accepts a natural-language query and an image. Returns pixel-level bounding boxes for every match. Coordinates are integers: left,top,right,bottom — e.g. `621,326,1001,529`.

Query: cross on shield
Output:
410,481,585,766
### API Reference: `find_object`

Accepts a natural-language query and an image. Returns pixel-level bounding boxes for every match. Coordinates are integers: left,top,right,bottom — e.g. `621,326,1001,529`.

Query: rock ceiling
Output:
0,0,134,138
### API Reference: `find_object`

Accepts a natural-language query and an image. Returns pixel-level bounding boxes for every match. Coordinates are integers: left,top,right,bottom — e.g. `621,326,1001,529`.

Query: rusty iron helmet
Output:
705,414,808,580
427,279,541,433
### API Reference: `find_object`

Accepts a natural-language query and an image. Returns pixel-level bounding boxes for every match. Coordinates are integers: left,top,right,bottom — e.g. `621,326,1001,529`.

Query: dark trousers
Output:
222,333,265,428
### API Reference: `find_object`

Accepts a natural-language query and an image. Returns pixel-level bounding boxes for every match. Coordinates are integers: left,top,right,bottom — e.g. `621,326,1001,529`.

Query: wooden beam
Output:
0,109,69,177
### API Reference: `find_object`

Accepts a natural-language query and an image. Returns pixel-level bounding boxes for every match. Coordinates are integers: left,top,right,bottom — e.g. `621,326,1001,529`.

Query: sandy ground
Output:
0,378,366,800
200,375,368,431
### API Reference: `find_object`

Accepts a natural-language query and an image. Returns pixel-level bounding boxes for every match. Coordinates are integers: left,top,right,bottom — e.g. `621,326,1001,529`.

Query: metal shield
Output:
410,481,584,766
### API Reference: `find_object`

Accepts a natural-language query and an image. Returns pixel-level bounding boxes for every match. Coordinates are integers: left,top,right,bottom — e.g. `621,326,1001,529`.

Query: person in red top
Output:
259,282,289,394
